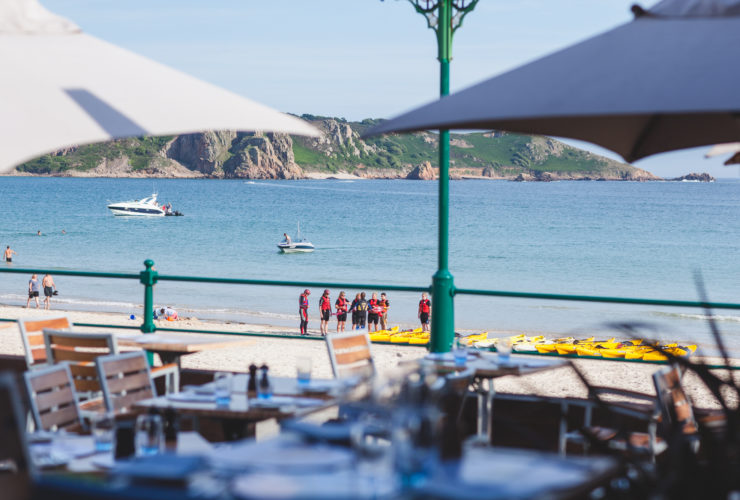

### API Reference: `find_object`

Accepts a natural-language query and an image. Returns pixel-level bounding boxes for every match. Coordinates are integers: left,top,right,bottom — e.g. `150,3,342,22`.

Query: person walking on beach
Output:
42,274,56,310
318,289,332,336
367,292,381,332
379,292,389,330
418,292,431,332
356,292,368,330
26,274,40,308
335,291,349,333
299,289,310,336
4,246,16,263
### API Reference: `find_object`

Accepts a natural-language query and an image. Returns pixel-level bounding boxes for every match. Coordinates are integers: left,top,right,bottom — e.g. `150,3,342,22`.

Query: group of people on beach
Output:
298,289,432,336
26,273,57,310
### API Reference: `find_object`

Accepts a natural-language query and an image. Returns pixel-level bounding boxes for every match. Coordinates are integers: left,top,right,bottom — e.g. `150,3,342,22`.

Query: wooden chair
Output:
17,316,72,369
96,351,156,414
24,363,84,432
326,331,375,379
43,330,118,399
0,372,33,500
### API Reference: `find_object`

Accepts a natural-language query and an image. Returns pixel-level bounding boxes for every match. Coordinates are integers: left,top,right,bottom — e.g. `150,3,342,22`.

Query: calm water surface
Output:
0,177,738,353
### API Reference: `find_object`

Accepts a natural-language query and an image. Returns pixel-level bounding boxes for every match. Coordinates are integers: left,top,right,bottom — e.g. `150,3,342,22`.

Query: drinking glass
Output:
453,337,468,367
497,338,512,364
91,412,115,452
296,356,312,387
214,372,233,406
135,413,163,457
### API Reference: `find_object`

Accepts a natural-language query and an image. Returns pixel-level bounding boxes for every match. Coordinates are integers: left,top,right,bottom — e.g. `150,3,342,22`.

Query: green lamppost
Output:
386,0,480,352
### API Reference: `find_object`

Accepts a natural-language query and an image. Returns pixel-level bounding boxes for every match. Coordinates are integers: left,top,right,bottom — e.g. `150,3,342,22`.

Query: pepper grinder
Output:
247,363,258,397
258,364,272,400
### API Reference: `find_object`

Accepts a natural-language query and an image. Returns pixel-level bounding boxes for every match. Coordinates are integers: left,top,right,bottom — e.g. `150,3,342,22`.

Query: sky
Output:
42,0,739,179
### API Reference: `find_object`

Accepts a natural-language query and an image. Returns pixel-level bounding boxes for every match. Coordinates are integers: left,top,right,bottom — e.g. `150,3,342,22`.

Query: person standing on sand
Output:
367,292,381,333
356,292,368,330
318,289,332,336
42,274,56,310
379,292,389,330
299,289,310,336
349,293,361,330
4,246,16,263
418,292,431,332
26,274,40,308
335,291,349,333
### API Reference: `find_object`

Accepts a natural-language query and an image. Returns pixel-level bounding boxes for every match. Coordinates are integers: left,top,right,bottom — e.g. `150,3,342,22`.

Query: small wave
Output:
651,311,740,323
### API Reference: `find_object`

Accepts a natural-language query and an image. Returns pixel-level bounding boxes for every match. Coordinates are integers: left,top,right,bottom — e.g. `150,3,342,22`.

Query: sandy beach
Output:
1,305,737,410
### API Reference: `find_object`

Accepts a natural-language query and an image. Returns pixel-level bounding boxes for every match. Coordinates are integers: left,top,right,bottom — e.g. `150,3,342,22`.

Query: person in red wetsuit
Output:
299,289,311,336
335,291,349,333
367,292,382,333
319,289,332,336
418,292,431,332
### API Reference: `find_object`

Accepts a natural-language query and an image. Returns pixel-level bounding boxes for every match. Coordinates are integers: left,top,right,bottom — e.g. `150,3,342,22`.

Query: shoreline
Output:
0,304,736,410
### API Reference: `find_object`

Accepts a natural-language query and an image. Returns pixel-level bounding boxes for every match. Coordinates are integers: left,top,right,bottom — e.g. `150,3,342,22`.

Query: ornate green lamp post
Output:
386,0,480,352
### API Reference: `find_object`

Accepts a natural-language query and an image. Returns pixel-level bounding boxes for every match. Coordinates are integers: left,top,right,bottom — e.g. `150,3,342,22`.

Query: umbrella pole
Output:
430,0,454,353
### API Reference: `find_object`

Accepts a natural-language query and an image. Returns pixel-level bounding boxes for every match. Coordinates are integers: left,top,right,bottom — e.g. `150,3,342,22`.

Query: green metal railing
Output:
2,260,739,347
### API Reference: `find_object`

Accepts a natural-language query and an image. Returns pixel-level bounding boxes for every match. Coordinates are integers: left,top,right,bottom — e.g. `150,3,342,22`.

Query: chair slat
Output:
47,335,110,349
331,334,368,350
51,347,102,363
34,386,76,412
112,389,153,413
29,369,71,392
104,371,151,394
31,348,47,362
335,348,371,365
73,379,101,392
23,318,71,333
27,334,45,347
39,405,79,431
69,363,97,378
100,355,148,375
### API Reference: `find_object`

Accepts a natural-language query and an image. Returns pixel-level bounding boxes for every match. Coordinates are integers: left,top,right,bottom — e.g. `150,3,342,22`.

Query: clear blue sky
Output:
42,0,739,178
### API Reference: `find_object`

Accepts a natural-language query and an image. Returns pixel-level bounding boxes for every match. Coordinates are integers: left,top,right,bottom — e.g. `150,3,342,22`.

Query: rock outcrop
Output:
406,161,436,180
671,172,715,182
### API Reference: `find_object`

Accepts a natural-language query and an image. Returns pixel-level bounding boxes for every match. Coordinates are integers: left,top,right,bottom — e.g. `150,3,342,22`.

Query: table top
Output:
134,376,348,420
424,352,567,379
117,333,254,353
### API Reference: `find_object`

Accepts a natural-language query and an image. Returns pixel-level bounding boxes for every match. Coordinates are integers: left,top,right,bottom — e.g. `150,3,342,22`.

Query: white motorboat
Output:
278,223,315,253
107,194,165,217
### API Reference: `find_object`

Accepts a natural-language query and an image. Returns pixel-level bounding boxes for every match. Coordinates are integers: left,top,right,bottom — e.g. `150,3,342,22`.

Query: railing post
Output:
140,259,157,365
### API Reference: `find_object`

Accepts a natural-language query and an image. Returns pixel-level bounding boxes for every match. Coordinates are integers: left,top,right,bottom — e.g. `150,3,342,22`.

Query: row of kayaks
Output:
367,329,698,361
465,333,697,361
369,327,430,345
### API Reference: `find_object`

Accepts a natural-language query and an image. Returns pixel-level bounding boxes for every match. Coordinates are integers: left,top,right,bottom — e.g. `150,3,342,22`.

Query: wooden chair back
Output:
43,330,118,395
326,331,375,379
17,316,72,369
0,372,33,499
23,363,83,432
652,365,698,436
96,351,156,414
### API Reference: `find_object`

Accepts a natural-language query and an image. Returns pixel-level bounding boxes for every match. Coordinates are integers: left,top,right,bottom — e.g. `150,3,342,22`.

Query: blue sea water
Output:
0,177,738,353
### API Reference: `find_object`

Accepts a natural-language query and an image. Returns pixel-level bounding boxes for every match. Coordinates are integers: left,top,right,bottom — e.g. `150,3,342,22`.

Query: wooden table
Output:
424,352,567,443
134,376,349,440
117,333,254,368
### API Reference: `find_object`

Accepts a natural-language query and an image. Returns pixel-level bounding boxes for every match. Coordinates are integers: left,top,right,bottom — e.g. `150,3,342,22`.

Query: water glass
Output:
214,372,233,406
135,413,163,457
453,337,468,367
296,356,312,387
91,412,115,452
497,338,512,364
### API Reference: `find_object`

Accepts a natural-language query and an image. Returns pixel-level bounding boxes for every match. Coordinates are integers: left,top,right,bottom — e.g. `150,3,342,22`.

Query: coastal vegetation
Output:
14,115,657,180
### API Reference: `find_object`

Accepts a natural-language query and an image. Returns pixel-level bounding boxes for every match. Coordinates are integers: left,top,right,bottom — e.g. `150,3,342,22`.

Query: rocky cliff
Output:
14,114,660,181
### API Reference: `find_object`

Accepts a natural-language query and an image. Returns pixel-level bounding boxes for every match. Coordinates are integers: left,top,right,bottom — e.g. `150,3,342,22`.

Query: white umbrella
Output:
705,142,740,164
0,0,319,172
366,0,740,163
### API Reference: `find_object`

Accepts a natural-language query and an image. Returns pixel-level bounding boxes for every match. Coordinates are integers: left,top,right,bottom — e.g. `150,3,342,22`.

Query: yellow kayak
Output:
576,346,602,357
555,344,577,355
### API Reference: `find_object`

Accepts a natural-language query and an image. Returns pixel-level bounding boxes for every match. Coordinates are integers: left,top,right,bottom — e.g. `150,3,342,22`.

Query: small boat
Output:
108,193,166,217
278,223,315,253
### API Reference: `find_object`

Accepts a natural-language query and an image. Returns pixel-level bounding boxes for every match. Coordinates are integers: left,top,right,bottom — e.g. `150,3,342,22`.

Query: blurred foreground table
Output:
117,333,254,368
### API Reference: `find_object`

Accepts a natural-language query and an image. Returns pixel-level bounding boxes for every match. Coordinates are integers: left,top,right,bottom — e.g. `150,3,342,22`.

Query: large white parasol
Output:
0,0,319,172
366,0,740,163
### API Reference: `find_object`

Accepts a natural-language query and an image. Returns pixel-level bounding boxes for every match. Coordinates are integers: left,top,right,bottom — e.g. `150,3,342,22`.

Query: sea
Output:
0,176,738,354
